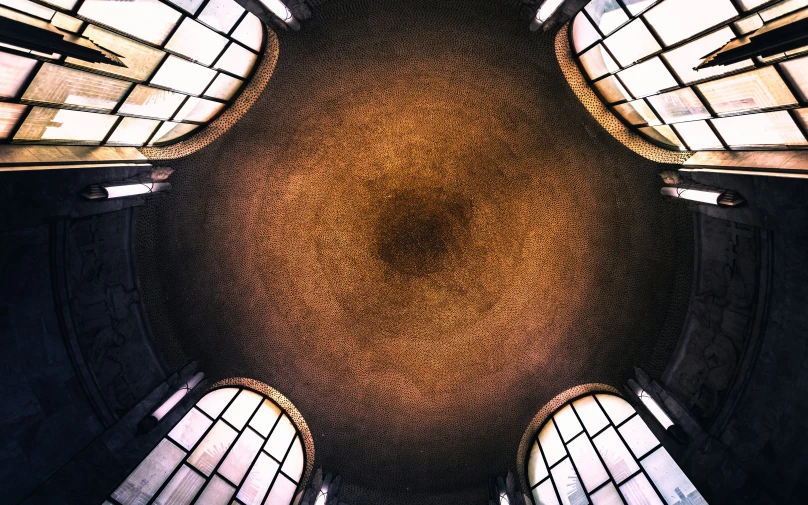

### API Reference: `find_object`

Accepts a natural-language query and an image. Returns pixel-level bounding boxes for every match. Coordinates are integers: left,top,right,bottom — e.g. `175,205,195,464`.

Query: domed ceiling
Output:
136,0,693,503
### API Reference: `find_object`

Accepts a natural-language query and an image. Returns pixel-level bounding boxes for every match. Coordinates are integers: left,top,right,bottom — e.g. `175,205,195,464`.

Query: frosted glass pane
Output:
0,52,38,98
196,475,235,505
250,399,282,437
550,458,587,505
617,58,677,98
623,0,658,14
51,12,82,32
154,464,205,505
166,18,228,66
597,395,635,425
591,483,624,505
265,414,296,460
281,436,304,482
214,43,258,78
232,13,263,51
780,56,808,102
593,427,640,483
580,44,620,80
618,415,659,458
641,448,706,505
204,73,242,101
106,117,160,145
697,67,797,114
528,441,549,485
538,419,567,467
573,396,611,436
734,14,763,34
168,407,213,450
119,85,186,120
187,420,238,475
0,0,54,20
222,389,263,430
613,100,660,125
264,473,297,505
165,0,204,15
647,88,711,124
148,122,198,145
198,0,244,34
639,125,685,149
0,103,26,140
572,12,601,53
111,439,185,505
218,428,264,485
619,473,664,505
594,76,631,103
645,0,738,46
236,452,280,505
673,120,724,149
585,0,629,35
533,478,561,505
40,0,76,9
151,55,217,95
22,64,130,111
567,434,609,492
604,19,661,67
67,25,165,81
14,107,117,142
712,111,807,146
78,0,182,45
173,97,225,122
760,0,808,21
663,28,753,85
554,404,584,442
737,0,774,9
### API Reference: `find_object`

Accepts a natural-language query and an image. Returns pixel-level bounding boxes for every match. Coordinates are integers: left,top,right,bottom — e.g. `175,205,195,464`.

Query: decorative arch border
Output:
516,383,620,496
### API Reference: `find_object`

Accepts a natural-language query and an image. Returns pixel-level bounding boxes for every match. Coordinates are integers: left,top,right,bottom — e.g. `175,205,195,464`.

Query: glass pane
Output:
760,0,808,21
68,25,165,81
596,395,635,425
222,389,263,430
613,100,660,125
639,125,685,149
281,436,304,482
554,404,584,442
619,473,664,505
572,396,611,436
580,44,620,80
623,0,658,14
0,0,54,20
236,452,280,505
591,482,625,505
195,475,235,505
673,120,724,149
567,435,609,492
219,428,263,485
604,19,661,67
173,97,225,122
697,67,797,114
737,0,774,9
734,14,763,34
618,415,659,458
264,473,298,505
51,12,83,32
644,0,738,46
165,0,204,15
153,464,205,505
641,448,706,505
533,478,561,505
105,116,159,145
187,420,238,475
593,427,640,483
165,18,228,66
594,75,631,103
585,0,629,35
528,441,550,485
781,55,808,102
265,414,296,460
250,399,282,437
205,73,242,101
151,55,217,95
618,58,678,98
148,121,198,145
14,107,117,142
538,419,567,467
78,0,182,45
168,407,213,450
22,64,130,111
662,28,754,85
198,0,244,34
118,85,186,120
794,108,808,131
550,458,587,505
40,0,76,9
0,103,26,139
572,12,601,53
647,88,711,123
111,439,185,505
713,110,807,146
232,12,263,52
214,42,257,78
0,52,37,99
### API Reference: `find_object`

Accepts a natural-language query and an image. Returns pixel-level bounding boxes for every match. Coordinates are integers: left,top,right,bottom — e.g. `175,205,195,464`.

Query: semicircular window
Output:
0,0,264,147
526,393,707,505
104,386,306,505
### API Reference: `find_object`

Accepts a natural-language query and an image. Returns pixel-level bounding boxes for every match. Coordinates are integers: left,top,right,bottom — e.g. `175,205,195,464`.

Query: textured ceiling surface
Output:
136,1,693,503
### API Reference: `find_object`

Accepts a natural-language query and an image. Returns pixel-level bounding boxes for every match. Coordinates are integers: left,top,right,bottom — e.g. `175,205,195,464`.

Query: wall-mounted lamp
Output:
627,378,689,445
661,185,744,207
138,372,204,433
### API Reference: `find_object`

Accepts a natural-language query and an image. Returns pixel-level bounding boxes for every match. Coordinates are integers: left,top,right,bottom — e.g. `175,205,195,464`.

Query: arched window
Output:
105,386,307,505
0,0,264,146
526,393,706,505
569,0,808,151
